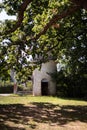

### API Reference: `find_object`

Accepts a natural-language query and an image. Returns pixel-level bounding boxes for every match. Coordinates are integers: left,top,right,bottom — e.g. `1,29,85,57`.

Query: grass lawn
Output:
0,95,87,130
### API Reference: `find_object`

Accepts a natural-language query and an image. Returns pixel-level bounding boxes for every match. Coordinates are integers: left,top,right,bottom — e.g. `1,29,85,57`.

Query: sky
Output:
0,10,16,21
0,0,16,21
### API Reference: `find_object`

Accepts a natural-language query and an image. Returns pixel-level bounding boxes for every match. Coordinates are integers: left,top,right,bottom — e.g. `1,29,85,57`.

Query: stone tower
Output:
33,60,57,96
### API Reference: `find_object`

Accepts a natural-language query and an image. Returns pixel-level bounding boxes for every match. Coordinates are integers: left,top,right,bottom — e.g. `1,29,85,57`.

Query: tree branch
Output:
5,0,32,34
71,0,87,9
32,5,80,41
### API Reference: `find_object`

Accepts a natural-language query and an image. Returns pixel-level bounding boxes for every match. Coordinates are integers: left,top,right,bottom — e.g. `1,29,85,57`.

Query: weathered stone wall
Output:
33,60,57,96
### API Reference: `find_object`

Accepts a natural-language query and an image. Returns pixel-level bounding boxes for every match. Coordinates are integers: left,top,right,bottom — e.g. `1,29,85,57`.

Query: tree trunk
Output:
13,83,18,94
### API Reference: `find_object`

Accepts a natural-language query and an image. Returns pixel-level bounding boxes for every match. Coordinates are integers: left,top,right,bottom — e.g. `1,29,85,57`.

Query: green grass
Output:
0,95,87,105
0,95,87,130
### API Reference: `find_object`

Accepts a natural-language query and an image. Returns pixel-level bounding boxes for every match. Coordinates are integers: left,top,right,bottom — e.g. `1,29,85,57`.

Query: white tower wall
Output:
33,60,57,96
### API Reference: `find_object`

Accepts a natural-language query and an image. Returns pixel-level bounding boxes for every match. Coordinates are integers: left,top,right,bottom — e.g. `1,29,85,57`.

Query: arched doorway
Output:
41,79,48,96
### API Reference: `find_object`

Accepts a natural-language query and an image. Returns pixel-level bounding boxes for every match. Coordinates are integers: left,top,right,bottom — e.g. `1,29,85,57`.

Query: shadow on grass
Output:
0,103,87,129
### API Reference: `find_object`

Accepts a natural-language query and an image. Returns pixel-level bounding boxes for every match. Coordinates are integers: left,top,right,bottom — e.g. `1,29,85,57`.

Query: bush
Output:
50,71,87,98
0,82,24,94
0,85,13,93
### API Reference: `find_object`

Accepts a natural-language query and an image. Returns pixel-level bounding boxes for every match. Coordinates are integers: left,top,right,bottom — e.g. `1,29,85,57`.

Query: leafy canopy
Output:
0,0,87,81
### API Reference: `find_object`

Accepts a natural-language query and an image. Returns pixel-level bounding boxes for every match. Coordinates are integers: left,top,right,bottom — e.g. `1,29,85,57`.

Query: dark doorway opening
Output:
41,79,48,96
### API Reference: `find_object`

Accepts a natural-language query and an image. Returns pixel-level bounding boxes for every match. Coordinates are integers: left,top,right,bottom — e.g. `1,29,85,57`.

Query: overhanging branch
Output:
1,0,81,39
32,5,80,41
71,0,87,9
5,0,32,34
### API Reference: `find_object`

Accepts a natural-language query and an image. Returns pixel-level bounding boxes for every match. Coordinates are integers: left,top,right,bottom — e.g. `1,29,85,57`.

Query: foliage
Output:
0,0,87,97
0,79,32,93
0,84,23,94
50,71,87,98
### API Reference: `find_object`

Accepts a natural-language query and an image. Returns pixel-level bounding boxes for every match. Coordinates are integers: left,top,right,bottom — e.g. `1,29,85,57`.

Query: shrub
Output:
50,71,87,98
0,83,24,94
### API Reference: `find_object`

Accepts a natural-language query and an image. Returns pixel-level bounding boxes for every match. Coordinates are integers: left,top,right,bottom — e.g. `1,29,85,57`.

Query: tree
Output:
0,0,87,96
